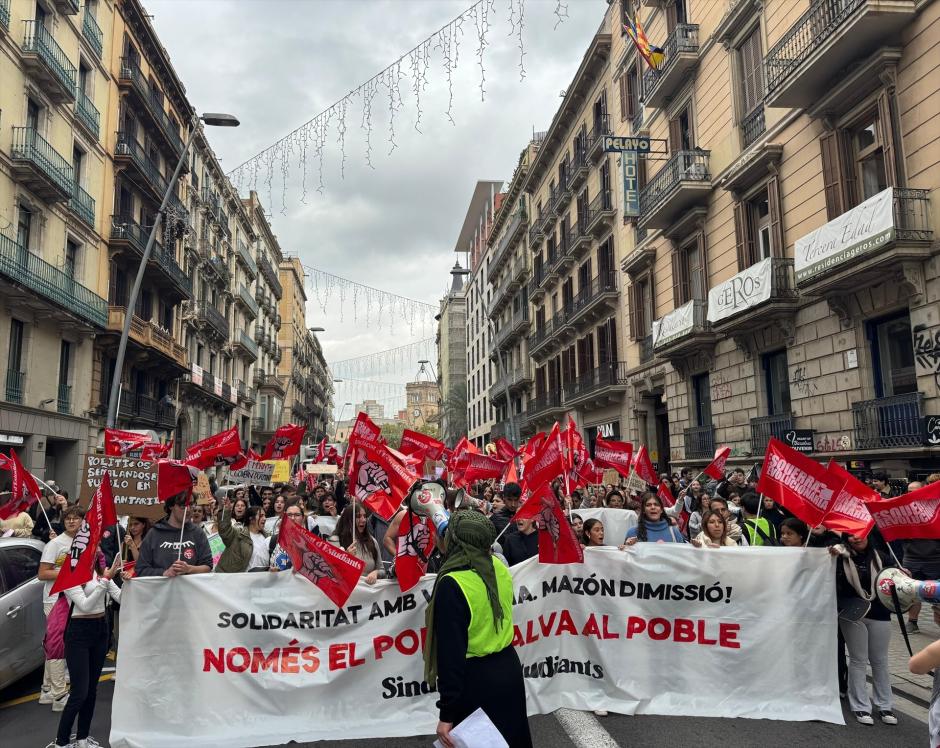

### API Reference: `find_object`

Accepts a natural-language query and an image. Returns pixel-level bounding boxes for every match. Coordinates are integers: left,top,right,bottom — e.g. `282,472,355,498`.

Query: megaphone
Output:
875,567,940,613
409,482,450,535
453,488,490,514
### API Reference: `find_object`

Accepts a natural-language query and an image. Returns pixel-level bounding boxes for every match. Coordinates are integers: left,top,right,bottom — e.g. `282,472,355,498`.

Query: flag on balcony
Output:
51,473,117,596
862,480,940,543
757,438,846,529
104,428,151,457
623,14,664,70
262,423,307,460
0,450,42,520
185,425,243,470
593,437,634,478
702,446,732,480
821,461,876,538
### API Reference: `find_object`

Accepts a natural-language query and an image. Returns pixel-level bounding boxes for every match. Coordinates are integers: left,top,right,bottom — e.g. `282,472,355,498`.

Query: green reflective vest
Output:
444,557,514,658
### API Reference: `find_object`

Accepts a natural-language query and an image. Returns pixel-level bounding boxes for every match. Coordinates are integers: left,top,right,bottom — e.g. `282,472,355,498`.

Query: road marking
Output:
0,674,113,711
554,708,621,748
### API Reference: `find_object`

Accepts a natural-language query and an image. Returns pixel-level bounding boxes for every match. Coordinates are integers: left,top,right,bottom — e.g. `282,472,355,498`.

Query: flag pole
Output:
29,474,60,535
176,502,188,562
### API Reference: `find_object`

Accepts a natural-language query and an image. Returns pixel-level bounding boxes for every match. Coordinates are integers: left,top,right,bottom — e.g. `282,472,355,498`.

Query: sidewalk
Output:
886,610,936,708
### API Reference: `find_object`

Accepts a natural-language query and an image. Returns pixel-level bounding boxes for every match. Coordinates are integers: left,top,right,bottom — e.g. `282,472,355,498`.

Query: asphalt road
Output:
1,664,928,747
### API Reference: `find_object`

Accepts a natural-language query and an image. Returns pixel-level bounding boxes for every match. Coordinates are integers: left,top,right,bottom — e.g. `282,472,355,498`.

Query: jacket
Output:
692,531,737,548
215,506,256,573
503,529,539,566
136,517,213,576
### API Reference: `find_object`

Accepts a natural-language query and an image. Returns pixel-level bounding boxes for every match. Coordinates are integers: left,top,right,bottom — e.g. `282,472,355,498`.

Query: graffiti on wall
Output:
913,325,940,388
711,373,732,400
815,434,851,452
791,366,818,397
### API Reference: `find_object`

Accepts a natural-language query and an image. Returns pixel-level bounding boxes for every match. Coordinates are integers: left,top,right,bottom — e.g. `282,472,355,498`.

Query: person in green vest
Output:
424,509,531,748
740,492,778,546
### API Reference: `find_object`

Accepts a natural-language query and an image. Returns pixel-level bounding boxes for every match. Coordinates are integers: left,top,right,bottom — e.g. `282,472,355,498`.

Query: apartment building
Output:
486,141,538,444
0,0,112,492
613,0,939,478
436,262,469,444
459,180,503,449
404,378,440,431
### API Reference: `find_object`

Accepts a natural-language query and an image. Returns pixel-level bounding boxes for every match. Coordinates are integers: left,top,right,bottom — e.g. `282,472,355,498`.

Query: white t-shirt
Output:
248,531,270,570
40,533,74,605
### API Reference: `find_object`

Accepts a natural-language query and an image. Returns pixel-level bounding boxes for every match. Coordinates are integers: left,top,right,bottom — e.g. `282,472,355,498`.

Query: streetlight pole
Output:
333,402,352,441
106,112,240,428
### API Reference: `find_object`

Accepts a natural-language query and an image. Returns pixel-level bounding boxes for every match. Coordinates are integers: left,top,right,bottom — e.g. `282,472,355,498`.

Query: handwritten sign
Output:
306,463,338,475
230,460,276,486
193,472,212,505
264,459,290,482
79,454,160,519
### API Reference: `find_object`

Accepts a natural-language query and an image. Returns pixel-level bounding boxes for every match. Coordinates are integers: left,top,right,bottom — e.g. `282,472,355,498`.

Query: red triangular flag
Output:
862,480,940,543
633,445,658,486
51,474,113,595
523,423,565,492
157,459,199,501
262,423,307,460
822,461,876,537
594,436,633,479
535,488,584,565
185,425,242,470
757,438,845,528
278,513,364,607
354,441,420,521
703,445,731,480
315,437,327,463
395,512,436,592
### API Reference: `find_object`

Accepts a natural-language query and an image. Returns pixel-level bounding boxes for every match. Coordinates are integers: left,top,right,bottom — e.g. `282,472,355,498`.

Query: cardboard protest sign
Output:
193,472,212,505
264,459,291,483
231,460,276,486
306,463,338,475
79,454,160,519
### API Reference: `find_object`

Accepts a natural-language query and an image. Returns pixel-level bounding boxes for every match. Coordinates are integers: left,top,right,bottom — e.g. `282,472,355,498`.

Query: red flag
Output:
521,432,547,465
262,423,307,460
822,461,876,537
0,451,40,520
703,445,731,480
140,440,172,461
862,481,940,543
349,412,382,448
454,453,511,487
537,489,584,565
399,430,446,462
494,438,518,462
504,459,519,486
514,482,556,521
278,512,364,607
565,420,592,489
104,428,150,456
756,438,845,528
186,425,242,470
51,474,114,595
633,445,658,486
522,423,565,492
657,480,676,508
354,441,420,521
157,459,199,501
315,437,327,463
395,512,436,592
327,446,341,465
594,437,634,478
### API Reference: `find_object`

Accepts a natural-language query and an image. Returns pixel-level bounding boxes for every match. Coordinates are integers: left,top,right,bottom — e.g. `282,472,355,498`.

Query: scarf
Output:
423,510,500,687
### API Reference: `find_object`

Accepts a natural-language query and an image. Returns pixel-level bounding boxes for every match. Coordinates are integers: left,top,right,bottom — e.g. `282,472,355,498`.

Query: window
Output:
669,105,694,152
667,0,688,28
763,350,791,416
671,234,707,306
852,113,888,200
58,340,71,390
8,319,24,374
26,98,40,132
72,145,85,185
867,312,916,397
65,239,79,278
733,178,783,270
16,205,32,251
598,318,618,365
737,26,763,122
628,276,653,340
600,160,612,205
0,546,41,593
692,373,712,427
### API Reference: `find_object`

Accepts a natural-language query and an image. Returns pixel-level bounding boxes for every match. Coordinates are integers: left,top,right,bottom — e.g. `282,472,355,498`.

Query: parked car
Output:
0,537,45,691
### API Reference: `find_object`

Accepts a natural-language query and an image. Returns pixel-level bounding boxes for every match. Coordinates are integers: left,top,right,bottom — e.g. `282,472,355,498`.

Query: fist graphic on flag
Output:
68,520,92,571
538,502,561,546
269,436,293,460
301,550,337,583
397,520,431,560
357,460,390,499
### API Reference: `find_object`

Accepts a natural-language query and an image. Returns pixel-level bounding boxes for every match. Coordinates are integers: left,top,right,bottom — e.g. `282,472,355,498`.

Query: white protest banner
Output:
230,460,276,486
111,546,840,748
573,508,637,546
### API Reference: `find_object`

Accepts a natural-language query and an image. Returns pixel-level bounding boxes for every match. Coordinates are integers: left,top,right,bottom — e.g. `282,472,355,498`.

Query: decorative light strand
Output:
328,337,435,380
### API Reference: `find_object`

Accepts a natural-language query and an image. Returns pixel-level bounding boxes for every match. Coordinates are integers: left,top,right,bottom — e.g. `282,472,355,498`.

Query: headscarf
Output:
423,509,501,687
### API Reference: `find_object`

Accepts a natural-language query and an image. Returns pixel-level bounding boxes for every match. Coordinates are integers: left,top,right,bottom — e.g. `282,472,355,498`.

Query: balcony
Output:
114,132,168,199
764,0,916,109
741,105,766,149
509,254,528,287
638,150,711,231
10,127,73,202
237,379,255,404
586,189,616,236
642,24,700,109
68,183,95,228
236,240,258,278
52,0,79,13
150,242,192,299
195,301,228,338
528,266,546,302
81,10,103,60
587,114,611,163
563,361,628,407
106,307,187,368
0,0,9,31
110,216,192,299
258,255,283,299
632,106,645,135
237,285,259,319
488,206,528,282
528,311,567,360
569,272,618,330
494,307,529,350
526,391,565,422
205,255,231,286
750,414,794,456
5,369,25,405
853,392,922,451
708,257,799,336
75,89,100,141
652,299,716,359
528,211,546,247
568,144,589,190
57,383,71,415
795,188,932,300
259,373,286,396
117,58,186,158
550,174,571,214
21,21,76,103
684,424,715,460
567,221,591,260
233,330,259,362
0,233,107,328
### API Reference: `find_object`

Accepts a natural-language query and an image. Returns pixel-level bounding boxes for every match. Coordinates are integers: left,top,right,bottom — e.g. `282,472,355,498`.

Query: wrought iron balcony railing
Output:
853,392,923,450
22,21,76,101
75,89,100,139
238,285,259,318
236,240,258,277
81,9,103,59
57,383,72,414
741,105,766,148
642,24,700,106
258,255,282,298
638,149,710,220
0,0,9,32
684,424,715,460
5,369,25,405
750,413,793,456
69,183,95,228
10,127,74,199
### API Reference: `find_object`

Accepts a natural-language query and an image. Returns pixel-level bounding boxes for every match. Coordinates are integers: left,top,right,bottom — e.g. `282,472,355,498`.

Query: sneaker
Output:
854,711,874,725
38,689,53,705
879,710,898,725
51,693,69,712
76,739,103,748
44,743,72,748
906,620,920,633
593,709,608,717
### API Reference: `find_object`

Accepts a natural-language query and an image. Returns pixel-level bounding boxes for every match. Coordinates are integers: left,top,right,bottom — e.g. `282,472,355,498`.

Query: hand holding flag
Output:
51,473,116,595
278,514,364,607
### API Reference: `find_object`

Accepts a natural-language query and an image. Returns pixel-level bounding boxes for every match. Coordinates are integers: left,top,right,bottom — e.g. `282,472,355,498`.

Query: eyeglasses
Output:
285,512,303,518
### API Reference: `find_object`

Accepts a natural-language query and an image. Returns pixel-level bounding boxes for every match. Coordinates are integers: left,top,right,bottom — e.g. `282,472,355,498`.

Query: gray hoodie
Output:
136,518,213,576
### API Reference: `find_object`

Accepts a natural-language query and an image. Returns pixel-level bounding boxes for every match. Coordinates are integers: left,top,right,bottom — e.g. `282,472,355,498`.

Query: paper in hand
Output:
432,707,508,748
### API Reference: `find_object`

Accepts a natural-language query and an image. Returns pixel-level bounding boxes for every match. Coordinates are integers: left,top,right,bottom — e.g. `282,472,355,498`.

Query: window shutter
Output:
837,129,858,209
669,117,682,154
628,282,639,340
819,130,843,220
619,73,628,121
666,1,678,32
877,90,899,187
625,72,636,120
766,175,784,258
733,200,749,271
671,248,690,307
609,318,619,363
695,232,708,301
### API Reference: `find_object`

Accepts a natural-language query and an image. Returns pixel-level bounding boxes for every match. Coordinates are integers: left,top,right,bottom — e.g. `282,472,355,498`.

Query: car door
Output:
0,544,45,689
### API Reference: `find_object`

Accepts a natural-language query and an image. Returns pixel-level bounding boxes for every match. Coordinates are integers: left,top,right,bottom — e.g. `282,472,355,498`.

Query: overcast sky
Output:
146,0,603,415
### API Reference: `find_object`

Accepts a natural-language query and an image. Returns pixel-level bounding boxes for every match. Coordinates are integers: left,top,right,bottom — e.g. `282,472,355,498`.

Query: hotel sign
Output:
603,135,651,153
652,300,697,349
794,187,895,283
622,152,639,218
707,257,773,324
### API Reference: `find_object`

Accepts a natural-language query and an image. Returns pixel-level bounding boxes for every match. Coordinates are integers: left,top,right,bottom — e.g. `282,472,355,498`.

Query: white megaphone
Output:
409,482,450,536
875,567,940,613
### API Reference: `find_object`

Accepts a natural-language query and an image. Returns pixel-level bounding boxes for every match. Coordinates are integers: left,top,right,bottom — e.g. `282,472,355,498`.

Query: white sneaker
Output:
593,709,608,716
854,711,874,725
44,742,73,748
38,689,53,705
76,739,103,748
51,693,69,712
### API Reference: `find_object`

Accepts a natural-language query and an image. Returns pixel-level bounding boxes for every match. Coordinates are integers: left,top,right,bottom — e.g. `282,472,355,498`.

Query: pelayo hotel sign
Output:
652,300,696,349
707,257,772,324
794,187,895,283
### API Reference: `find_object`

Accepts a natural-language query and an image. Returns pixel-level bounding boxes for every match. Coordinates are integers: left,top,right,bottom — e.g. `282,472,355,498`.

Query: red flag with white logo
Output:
278,513,364,607
657,480,676,508
399,430,446,462
140,440,172,461
703,445,731,480
104,428,150,457
395,512,436,593
756,438,846,528
354,441,420,521
0,450,41,520
862,480,940,543
262,423,307,460
594,437,633,478
522,423,565,492
454,452,511,488
494,438,518,462
315,437,327,463
822,461,876,537
536,488,584,565
51,473,116,595
186,425,242,470
565,420,593,489
514,482,555,521
633,445,658,486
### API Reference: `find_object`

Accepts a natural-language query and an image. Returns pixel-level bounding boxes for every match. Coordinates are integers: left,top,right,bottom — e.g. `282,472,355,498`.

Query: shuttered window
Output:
738,26,763,118
733,176,785,270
